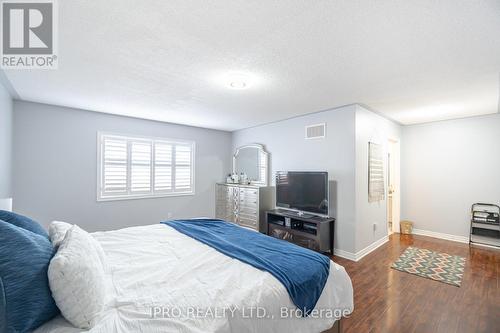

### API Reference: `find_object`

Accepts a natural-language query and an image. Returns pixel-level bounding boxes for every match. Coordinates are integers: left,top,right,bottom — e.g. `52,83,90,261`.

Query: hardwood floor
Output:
331,233,500,333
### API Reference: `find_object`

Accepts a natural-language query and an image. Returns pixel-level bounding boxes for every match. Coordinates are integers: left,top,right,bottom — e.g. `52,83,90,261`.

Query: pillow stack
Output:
0,213,111,331
48,221,73,248
0,211,60,332
48,224,109,329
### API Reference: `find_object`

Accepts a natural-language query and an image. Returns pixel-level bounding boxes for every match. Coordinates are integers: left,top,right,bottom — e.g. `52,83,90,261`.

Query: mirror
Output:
233,144,269,186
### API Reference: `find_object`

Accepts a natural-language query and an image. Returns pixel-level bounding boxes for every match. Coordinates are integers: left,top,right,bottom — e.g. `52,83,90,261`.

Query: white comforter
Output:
36,224,353,333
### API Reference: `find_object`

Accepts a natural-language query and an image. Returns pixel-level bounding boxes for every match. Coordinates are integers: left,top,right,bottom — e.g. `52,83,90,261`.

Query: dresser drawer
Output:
238,216,258,230
216,189,232,202
216,199,233,211
216,184,271,232
239,188,257,206
239,206,258,217
217,193,233,202
215,208,233,221
239,188,258,199
216,205,232,215
239,197,258,208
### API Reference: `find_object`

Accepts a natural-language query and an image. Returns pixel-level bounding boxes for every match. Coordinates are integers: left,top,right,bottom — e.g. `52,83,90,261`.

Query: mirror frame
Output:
232,144,269,186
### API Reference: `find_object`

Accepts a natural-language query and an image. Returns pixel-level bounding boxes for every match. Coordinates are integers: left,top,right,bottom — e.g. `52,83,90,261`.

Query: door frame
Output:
387,138,400,234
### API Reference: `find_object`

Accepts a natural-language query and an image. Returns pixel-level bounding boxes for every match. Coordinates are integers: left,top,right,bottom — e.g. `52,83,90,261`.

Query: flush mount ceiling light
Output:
229,80,247,89
214,71,262,90
227,72,252,90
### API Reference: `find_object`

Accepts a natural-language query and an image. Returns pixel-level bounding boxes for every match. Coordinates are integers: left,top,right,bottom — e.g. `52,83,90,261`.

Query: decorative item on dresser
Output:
215,183,274,232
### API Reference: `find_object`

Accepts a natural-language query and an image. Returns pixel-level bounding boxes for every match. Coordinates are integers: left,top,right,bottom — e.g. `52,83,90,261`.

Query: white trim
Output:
96,131,195,201
333,249,357,261
387,138,400,234
97,192,195,202
355,235,389,261
334,235,389,262
412,228,469,244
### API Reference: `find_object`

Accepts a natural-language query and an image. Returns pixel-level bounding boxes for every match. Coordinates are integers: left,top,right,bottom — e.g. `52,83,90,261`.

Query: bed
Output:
34,222,354,333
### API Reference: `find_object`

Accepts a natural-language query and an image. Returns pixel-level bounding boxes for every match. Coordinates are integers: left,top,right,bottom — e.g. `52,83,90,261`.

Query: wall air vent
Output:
305,123,326,139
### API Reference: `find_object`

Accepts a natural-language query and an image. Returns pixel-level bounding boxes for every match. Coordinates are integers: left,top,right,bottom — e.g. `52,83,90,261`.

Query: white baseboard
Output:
335,229,475,262
333,248,357,261
355,235,389,261
334,235,389,262
412,228,469,244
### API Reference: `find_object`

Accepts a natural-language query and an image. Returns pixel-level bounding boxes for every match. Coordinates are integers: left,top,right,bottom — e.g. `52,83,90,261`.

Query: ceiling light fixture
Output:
215,71,259,90
229,80,247,89
226,72,251,90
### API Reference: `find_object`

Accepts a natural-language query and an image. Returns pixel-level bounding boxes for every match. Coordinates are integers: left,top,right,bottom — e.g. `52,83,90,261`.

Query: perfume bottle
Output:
231,173,239,183
240,173,248,184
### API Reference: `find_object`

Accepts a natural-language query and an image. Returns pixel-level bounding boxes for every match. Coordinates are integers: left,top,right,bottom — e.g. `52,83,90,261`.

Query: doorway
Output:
387,139,400,234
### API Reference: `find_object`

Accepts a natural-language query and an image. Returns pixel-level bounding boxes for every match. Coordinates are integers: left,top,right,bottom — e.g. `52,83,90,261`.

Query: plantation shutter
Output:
130,140,152,193
154,142,173,192
102,136,128,196
174,144,192,192
99,133,194,200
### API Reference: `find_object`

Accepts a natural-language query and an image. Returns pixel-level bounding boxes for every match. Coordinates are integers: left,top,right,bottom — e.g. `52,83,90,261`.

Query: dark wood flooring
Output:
331,233,500,333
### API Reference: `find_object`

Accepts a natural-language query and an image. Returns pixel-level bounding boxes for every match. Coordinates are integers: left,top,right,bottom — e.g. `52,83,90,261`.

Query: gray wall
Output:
355,106,401,252
232,105,357,253
13,101,232,231
0,82,12,198
232,105,402,256
401,113,500,238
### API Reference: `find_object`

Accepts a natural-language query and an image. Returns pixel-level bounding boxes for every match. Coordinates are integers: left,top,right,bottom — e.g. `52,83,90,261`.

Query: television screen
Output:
276,171,328,216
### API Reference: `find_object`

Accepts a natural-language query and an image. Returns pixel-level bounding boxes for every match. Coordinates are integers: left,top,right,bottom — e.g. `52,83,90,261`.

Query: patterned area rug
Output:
391,247,466,286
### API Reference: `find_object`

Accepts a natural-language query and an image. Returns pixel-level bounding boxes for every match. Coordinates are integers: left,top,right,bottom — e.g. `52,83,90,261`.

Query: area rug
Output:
391,246,466,286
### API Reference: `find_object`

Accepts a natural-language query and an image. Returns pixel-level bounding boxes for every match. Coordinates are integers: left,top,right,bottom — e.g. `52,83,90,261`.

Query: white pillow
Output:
48,225,108,329
48,221,72,247
48,221,107,269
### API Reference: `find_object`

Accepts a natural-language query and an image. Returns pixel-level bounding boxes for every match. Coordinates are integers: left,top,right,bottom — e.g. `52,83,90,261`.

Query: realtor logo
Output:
1,0,58,69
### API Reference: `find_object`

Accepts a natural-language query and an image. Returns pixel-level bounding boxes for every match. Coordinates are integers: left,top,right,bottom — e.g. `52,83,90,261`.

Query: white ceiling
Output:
4,0,500,131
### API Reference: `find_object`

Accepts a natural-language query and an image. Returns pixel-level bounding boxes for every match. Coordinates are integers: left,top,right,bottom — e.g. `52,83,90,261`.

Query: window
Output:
97,133,195,201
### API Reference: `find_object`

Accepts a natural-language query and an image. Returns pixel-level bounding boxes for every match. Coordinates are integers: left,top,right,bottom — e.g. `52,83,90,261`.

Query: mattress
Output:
35,224,353,333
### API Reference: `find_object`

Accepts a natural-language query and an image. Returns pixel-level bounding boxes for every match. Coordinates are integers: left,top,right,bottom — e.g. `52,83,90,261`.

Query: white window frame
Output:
97,132,195,201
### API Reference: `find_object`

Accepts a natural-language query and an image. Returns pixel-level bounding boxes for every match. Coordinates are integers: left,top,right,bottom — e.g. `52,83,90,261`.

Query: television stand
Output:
266,209,335,254
295,211,315,219
274,209,316,219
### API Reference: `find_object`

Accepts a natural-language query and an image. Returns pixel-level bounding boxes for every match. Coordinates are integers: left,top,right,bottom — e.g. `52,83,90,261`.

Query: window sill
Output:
97,192,195,202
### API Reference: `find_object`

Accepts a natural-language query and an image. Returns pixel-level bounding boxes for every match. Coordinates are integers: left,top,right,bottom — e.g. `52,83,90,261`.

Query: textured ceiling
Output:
4,0,500,131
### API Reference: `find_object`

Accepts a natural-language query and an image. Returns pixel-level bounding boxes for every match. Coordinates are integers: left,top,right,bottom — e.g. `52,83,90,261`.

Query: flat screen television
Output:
275,171,329,216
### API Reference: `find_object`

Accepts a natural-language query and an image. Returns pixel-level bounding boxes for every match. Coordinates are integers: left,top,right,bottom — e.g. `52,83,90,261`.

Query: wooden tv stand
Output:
265,209,335,254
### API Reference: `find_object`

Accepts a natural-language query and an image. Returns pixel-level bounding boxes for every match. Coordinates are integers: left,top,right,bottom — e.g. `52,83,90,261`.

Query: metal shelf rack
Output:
470,203,500,248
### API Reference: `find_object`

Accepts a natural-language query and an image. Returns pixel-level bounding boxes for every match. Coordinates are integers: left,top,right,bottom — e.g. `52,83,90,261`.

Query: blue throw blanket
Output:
162,219,331,316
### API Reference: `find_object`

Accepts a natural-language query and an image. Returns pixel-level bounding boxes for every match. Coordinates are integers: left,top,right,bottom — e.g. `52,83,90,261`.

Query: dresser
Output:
215,183,274,232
